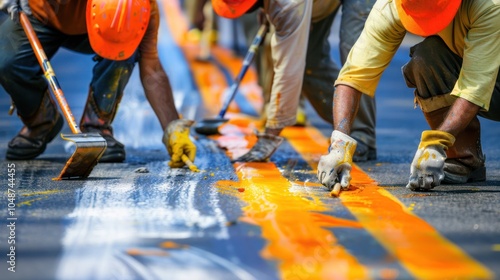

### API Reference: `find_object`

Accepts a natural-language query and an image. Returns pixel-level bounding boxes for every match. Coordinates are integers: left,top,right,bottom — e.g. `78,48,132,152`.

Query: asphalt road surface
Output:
0,1,499,279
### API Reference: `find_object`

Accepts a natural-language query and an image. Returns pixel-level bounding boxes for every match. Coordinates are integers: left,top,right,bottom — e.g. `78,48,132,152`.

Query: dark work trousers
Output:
303,0,377,149
403,36,500,121
0,15,138,120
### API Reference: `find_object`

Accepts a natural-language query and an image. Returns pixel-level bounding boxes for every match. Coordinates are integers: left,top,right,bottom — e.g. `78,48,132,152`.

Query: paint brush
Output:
330,182,342,197
181,155,200,172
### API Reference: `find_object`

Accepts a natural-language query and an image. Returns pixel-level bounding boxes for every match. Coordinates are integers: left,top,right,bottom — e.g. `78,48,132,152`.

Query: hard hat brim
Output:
212,0,258,19
87,31,139,61
395,0,461,36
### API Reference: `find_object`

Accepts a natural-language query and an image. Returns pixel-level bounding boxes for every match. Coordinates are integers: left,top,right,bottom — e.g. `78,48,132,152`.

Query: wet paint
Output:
17,189,66,207
160,241,189,249
215,123,259,159
162,0,228,117
162,1,491,278
56,170,231,279
216,163,369,279
210,47,264,115
127,248,169,256
21,189,64,196
284,126,493,279
492,244,500,252
17,198,43,207
161,0,262,118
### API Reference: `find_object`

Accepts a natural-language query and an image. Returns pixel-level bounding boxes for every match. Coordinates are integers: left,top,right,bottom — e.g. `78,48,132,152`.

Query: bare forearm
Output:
333,85,362,135
438,98,480,136
139,60,179,130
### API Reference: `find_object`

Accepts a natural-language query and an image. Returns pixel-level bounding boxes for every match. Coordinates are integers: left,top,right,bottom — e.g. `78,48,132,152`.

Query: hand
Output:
0,0,30,22
317,130,357,190
162,119,197,168
406,130,455,191
232,133,283,162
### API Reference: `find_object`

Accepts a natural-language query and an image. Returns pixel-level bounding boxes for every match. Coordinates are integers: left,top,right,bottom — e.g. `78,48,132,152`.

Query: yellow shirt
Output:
335,0,500,111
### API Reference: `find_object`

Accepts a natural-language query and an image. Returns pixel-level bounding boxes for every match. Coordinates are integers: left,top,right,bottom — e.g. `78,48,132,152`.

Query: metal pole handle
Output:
217,23,268,118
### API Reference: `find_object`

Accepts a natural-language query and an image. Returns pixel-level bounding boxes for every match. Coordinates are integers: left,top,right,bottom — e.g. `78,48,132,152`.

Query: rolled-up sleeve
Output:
334,0,406,97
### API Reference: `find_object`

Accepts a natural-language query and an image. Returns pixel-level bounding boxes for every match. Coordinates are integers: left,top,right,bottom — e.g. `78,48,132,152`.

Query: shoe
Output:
6,116,63,160
443,159,486,184
352,140,377,162
83,127,125,163
6,92,63,160
99,134,126,163
80,88,125,163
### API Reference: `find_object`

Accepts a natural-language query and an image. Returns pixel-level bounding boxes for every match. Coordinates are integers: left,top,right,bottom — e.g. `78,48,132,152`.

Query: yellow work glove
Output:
406,130,455,191
162,119,196,168
317,130,357,190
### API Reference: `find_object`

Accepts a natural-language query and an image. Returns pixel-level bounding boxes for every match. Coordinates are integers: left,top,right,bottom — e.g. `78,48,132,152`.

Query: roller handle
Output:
20,12,81,134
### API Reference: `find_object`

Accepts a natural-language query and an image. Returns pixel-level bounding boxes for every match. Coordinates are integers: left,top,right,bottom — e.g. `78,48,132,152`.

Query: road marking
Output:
56,164,230,279
161,0,493,278
217,163,369,279
161,0,262,118
283,126,493,279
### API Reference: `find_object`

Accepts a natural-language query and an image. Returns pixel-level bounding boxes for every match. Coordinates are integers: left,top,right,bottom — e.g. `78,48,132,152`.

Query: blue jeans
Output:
0,15,138,119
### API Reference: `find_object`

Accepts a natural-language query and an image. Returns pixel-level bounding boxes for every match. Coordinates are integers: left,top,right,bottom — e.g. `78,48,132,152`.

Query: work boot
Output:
423,107,486,184
80,90,125,163
352,140,377,162
6,91,63,160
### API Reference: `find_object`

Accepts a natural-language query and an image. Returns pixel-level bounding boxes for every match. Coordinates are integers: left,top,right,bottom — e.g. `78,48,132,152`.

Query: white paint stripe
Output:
56,164,232,279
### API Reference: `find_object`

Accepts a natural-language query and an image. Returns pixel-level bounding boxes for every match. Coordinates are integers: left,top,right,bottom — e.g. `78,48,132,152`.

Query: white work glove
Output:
232,133,284,162
406,130,455,191
317,130,357,190
0,0,30,22
162,119,197,168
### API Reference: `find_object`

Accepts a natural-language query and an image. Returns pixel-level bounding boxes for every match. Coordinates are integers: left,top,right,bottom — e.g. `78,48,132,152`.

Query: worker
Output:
211,0,377,162
317,0,499,191
0,0,196,168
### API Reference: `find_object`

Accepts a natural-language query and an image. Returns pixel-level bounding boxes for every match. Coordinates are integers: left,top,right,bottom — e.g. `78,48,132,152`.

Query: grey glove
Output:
406,130,455,191
317,130,357,190
0,0,30,22
231,133,284,162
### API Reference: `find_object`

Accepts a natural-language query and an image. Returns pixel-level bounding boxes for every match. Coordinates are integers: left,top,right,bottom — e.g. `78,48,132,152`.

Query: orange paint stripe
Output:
162,0,227,117
217,163,369,279
283,126,493,279
161,0,188,44
210,48,263,114
161,1,491,278
161,0,262,117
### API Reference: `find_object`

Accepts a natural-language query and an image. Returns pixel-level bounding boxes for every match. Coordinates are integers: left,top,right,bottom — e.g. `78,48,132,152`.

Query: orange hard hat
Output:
87,0,151,61
212,0,257,19
395,0,461,36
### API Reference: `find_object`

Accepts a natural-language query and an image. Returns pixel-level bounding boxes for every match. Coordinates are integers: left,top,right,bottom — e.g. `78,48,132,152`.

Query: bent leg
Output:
402,36,487,183
80,53,139,162
0,16,63,117
340,0,377,159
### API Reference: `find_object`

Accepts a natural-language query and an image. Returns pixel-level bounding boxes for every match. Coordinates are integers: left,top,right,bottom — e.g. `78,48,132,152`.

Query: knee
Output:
404,37,444,75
